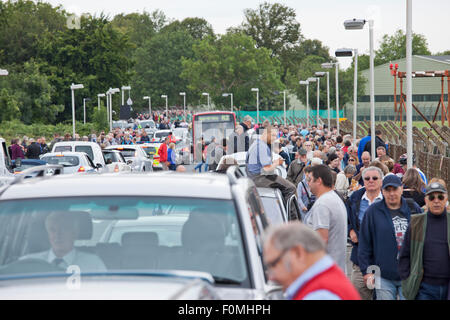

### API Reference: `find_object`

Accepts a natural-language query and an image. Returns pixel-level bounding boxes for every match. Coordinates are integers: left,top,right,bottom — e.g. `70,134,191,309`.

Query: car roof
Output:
106,145,142,150
0,173,233,201
41,152,87,157
53,141,99,147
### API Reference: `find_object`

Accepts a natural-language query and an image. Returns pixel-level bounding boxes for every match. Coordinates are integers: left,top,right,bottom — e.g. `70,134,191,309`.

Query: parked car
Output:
151,130,171,143
105,145,153,172
40,152,99,174
102,150,132,173
140,143,162,170
0,168,283,299
51,141,105,170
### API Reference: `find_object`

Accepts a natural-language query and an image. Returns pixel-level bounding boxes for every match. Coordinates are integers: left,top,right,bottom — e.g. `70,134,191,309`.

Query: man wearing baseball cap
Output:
399,182,450,300
358,175,422,300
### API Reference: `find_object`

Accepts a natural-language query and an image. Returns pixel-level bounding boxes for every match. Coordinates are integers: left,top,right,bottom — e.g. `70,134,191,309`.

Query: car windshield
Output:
0,197,249,286
103,152,120,164
111,149,137,158
142,147,156,156
54,146,72,153
140,121,155,128
75,146,94,161
42,156,80,167
155,132,170,139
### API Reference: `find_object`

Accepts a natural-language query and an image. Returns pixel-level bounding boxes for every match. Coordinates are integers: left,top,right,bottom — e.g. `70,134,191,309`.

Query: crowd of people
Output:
4,110,449,300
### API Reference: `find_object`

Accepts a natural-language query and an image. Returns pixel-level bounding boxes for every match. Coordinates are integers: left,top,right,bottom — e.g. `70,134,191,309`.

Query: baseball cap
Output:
382,175,402,189
425,182,447,196
298,148,307,156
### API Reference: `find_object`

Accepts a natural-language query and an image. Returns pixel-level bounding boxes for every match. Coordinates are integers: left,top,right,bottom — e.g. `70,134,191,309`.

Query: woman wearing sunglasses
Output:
399,182,450,300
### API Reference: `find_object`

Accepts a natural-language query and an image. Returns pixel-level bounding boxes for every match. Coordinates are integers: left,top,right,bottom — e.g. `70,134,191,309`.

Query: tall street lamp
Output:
336,48,358,141
307,77,320,126
97,93,105,111
283,90,287,127
406,0,413,168
70,83,84,137
202,92,210,109
107,88,120,132
322,62,340,134
315,71,330,129
344,18,375,159
83,98,91,125
143,96,152,116
299,80,311,128
121,86,131,106
251,88,259,124
222,93,233,112
161,95,168,116
179,92,186,120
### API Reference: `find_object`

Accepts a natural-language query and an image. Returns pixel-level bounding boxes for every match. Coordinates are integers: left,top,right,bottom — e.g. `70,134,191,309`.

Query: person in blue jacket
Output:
357,131,371,163
358,175,422,300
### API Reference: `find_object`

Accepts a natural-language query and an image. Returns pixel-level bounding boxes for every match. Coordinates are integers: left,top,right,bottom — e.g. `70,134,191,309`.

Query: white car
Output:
105,145,153,172
52,141,105,170
40,152,99,174
151,130,171,143
102,150,132,173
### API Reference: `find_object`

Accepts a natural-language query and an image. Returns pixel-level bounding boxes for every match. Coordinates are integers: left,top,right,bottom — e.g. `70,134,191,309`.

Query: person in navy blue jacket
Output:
358,175,422,300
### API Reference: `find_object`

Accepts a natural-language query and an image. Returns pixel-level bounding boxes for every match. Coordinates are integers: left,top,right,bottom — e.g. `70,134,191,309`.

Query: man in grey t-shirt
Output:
304,165,348,273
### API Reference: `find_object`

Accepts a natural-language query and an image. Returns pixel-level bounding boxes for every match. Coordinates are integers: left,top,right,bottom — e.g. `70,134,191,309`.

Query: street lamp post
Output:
406,0,413,168
315,72,330,129
121,86,131,106
70,83,84,138
336,48,358,140
161,95,168,116
344,18,375,160
222,93,233,112
107,88,120,132
251,88,259,124
143,96,152,116
97,94,105,111
283,90,287,127
300,80,311,128
179,92,186,120
322,62,340,134
83,98,91,125
202,92,210,109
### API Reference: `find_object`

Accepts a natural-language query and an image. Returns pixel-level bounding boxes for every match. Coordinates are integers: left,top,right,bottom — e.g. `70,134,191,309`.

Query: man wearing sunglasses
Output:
346,166,384,300
263,222,360,300
399,182,450,300
358,175,422,300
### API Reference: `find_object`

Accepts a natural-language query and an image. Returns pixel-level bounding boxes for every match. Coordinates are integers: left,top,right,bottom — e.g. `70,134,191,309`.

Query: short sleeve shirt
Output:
246,139,272,176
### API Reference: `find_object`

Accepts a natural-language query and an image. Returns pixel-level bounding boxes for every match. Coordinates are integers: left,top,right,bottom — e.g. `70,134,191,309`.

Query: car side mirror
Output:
96,163,103,169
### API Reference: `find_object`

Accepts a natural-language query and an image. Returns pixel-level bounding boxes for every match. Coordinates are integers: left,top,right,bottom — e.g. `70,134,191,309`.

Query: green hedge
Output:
0,120,101,143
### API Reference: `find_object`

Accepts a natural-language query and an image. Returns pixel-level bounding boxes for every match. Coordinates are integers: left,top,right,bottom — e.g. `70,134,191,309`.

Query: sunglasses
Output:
349,159,356,162
428,194,445,201
364,176,379,181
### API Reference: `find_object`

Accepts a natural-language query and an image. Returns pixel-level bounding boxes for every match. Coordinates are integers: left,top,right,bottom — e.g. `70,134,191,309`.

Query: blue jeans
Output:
194,162,204,172
376,278,405,300
415,282,449,300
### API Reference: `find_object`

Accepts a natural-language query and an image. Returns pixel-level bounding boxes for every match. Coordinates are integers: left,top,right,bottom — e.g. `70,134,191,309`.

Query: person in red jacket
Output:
158,137,169,171
263,222,360,300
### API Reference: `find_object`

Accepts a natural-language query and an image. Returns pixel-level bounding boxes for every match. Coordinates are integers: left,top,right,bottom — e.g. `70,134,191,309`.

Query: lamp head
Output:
335,48,354,57
344,19,366,30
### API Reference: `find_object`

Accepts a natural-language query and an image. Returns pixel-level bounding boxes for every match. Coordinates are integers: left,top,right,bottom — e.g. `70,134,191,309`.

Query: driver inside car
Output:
22,211,106,272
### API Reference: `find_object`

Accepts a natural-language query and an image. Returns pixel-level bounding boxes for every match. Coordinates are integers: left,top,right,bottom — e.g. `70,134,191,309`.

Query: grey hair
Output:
344,164,357,175
263,222,325,253
362,166,384,180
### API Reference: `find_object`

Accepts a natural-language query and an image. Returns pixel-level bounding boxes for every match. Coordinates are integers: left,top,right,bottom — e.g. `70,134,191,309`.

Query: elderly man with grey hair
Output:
263,222,360,300
240,115,253,133
346,166,384,300
23,211,106,272
335,165,357,197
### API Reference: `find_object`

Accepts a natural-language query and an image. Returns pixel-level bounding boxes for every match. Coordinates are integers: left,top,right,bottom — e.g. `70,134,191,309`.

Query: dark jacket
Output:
240,122,250,133
358,197,421,281
363,135,388,156
286,160,305,187
25,142,42,159
346,187,366,265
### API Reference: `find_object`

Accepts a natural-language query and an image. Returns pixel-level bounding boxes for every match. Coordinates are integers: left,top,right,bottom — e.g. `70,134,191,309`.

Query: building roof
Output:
416,55,450,65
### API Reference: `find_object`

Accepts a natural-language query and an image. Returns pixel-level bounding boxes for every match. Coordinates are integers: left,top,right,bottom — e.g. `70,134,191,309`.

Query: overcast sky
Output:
45,0,450,69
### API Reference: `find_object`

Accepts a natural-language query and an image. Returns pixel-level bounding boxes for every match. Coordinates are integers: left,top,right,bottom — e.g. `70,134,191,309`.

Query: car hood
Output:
214,287,265,300
0,276,218,300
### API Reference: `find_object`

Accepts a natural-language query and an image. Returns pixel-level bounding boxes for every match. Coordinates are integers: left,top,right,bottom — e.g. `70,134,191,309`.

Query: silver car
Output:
0,168,283,300
105,145,153,172
40,152,99,174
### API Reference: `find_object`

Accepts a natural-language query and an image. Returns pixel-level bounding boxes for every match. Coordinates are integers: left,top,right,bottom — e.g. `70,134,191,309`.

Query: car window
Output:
112,148,137,158
42,156,80,167
0,197,250,287
75,146,94,162
54,146,72,153
103,152,117,164
155,132,170,138
260,197,285,226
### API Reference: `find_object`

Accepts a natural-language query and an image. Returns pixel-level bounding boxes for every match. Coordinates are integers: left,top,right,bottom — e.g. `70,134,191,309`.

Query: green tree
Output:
181,32,284,109
162,18,214,41
0,0,67,66
375,29,431,66
37,15,134,123
132,28,195,108
0,88,21,122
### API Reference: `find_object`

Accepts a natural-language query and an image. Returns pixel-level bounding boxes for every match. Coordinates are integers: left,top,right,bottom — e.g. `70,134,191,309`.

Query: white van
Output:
51,141,105,168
